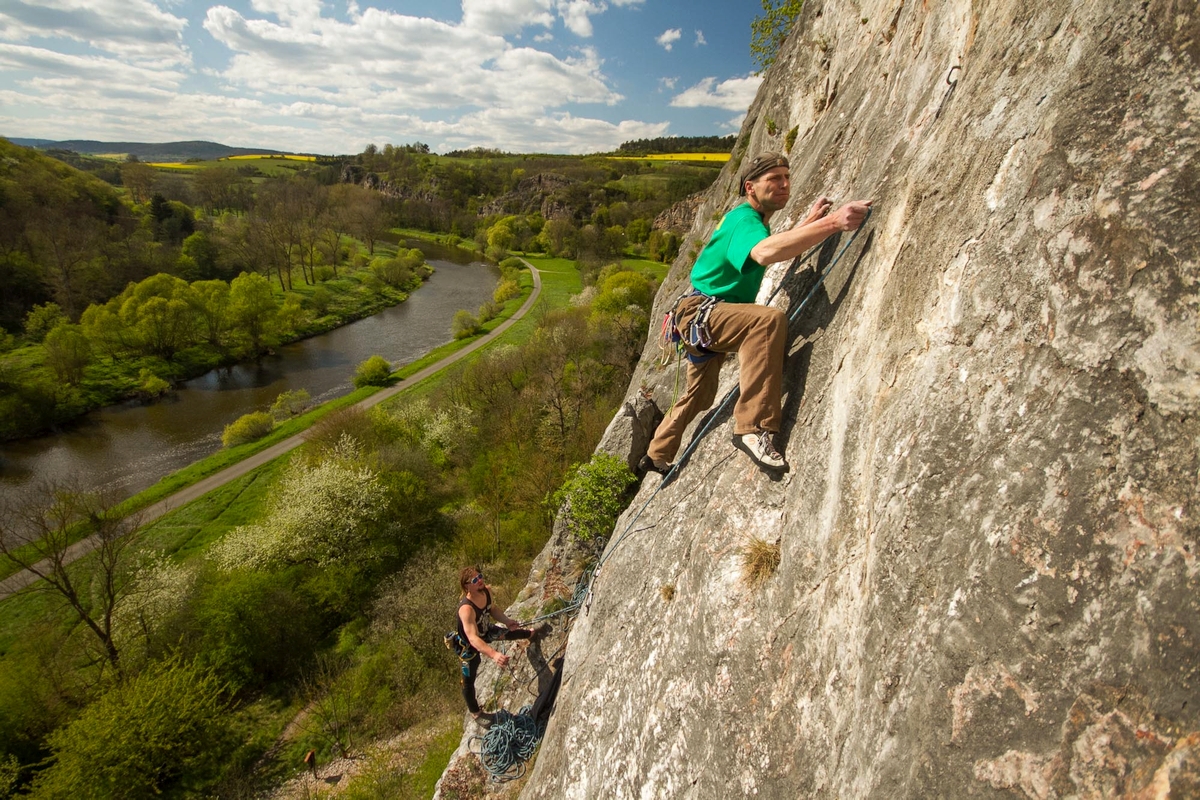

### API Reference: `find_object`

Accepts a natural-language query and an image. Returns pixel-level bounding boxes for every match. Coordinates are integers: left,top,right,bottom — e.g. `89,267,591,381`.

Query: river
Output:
0,247,498,509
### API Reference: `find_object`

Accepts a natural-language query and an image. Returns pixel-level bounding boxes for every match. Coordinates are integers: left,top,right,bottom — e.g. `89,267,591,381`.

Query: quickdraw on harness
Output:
444,631,477,676
660,288,722,367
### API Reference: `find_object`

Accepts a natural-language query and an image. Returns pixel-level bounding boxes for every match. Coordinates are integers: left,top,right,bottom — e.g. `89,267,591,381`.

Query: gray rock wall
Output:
521,0,1199,797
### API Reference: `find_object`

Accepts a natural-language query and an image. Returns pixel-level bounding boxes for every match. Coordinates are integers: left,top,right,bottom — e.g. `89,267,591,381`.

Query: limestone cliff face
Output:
512,0,1200,797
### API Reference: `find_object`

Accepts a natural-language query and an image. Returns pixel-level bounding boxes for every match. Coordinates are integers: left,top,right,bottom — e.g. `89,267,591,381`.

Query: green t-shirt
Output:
689,202,771,303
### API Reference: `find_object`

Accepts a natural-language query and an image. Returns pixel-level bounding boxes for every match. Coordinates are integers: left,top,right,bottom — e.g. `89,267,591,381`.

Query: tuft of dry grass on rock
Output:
739,536,780,588
660,584,675,602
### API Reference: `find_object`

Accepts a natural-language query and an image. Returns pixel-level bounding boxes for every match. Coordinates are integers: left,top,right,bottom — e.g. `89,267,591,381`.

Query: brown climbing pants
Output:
646,296,786,464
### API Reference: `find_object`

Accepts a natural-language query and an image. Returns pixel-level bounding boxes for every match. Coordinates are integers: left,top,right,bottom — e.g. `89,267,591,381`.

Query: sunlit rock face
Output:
517,0,1200,797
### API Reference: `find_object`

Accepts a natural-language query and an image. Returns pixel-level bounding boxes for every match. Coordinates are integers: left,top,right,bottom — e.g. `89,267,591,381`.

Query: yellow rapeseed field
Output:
608,153,730,162
224,154,316,161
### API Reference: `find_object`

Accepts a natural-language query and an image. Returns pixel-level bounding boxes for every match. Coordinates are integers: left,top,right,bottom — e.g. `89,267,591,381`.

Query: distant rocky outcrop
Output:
479,172,578,220
652,192,704,234
442,0,1200,797
338,163,440,203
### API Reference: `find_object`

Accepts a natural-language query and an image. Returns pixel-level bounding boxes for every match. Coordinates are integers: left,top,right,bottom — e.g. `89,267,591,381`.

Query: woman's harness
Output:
660,288,722,366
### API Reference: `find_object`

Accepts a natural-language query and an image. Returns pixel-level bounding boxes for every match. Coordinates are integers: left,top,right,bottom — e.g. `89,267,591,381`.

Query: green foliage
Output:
751,0,804,73
186,569,321,689
0,753,18,799
270,388,311,420
228,272,277,354
221,410,274,447
27,657,231,800
370,248,425,289
137,368,171,399
22,303,66,342
551,452,638,541
592,270,655,316
41,324,91,385
785,126,800,153
493,278,521,304
452,310,482,340
353,354,393,388
615,134,736,155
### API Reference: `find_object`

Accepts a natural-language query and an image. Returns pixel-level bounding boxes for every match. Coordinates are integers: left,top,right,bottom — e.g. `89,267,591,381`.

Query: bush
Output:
27,657,232,800
353,355,392,388
477,299,501,324
451,310,481,340
42,323,91,385
221,410,274,447
270,388,311,420
310,285,332,315
138,368,171,399
23,303,66,342
493,279,520,304
551,452,637,540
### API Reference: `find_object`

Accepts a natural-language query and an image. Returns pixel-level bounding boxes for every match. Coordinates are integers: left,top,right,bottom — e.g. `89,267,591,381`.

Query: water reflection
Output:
0,257,498,506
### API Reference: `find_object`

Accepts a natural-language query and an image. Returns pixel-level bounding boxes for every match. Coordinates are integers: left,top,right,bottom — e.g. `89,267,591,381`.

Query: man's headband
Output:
738,152,790,195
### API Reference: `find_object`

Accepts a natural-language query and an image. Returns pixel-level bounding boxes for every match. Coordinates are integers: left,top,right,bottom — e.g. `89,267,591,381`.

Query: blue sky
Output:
0,0,765,154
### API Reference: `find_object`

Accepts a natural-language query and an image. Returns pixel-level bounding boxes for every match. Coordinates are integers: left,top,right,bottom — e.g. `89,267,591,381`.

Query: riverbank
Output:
0,262,537,589
0,244,451,443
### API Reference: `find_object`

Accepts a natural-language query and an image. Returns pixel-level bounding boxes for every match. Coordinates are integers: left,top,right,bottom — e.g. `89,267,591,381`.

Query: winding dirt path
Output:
0,262,542,599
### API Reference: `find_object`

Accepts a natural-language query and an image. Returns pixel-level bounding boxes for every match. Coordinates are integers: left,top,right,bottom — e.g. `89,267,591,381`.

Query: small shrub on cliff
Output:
552,452,637,541
353,355,392,388
222,411,274,447
739,536,781,587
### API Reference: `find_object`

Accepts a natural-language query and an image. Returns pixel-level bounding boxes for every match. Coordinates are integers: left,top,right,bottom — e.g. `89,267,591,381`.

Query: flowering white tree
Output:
386,398,474,458
113,554,199,656
210,436,388,571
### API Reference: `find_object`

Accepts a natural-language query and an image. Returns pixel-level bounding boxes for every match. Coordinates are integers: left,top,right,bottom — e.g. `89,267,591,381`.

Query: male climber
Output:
454,567,534,728
640,151,872,474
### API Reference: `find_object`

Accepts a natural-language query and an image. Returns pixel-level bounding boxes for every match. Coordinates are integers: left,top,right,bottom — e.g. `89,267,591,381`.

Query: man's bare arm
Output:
750,200,872,266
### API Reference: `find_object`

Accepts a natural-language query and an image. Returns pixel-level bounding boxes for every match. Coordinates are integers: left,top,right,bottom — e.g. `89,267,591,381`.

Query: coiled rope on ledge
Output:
469,705,545,782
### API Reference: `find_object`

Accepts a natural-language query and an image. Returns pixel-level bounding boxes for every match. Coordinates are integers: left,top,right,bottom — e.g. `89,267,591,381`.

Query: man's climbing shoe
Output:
733,431,788,471
473,711,495,729
637,454,672,477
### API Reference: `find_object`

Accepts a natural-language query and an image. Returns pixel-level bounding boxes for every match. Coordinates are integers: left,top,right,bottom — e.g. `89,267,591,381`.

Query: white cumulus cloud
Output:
656,28,681,51
670,75,762,111
461,0,555,35
0,0,189,65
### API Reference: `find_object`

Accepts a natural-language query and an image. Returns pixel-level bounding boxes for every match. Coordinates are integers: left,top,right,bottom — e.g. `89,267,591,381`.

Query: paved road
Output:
0,261,542,599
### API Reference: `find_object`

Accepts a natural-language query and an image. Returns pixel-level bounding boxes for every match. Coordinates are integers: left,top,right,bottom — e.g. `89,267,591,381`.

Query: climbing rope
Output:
469,704,545,782
584,206,874,613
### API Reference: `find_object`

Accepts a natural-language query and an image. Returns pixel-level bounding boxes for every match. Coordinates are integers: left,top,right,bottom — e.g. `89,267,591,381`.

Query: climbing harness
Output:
443,631,478,677
660,289,723,366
